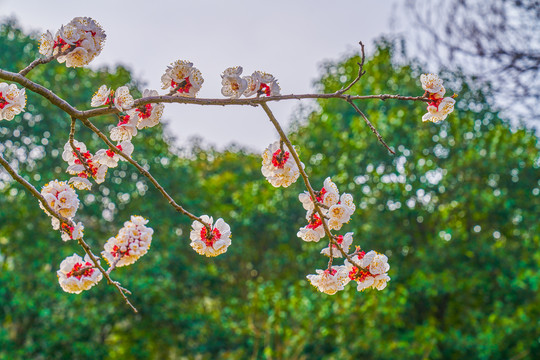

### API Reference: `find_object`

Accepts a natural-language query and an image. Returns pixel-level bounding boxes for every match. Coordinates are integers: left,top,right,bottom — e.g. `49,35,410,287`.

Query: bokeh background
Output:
1,1,539,359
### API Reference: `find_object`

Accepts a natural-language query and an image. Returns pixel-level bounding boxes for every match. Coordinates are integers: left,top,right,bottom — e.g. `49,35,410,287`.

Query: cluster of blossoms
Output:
39,17,106,68
161,60,204,97
0,83,26,121
190,215,232,257
57,253,102,294
91,85,165,155
296,178,390,295
221,67,280,98
261,141,303,187
420,74,456,123
298,177,355,242
102,216,154,267
39,180,80,230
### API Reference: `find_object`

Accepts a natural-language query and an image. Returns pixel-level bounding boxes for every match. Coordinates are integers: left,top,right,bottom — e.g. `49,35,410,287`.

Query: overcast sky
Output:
0,0,400,151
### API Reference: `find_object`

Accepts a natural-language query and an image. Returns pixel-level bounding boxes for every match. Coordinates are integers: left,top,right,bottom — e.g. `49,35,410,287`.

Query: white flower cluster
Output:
221,67,280,99
62,139,131,191
298,178,390,295
39,17,106,68
60,222,84,242
298,177,355,243
39,180,80,230
102,216,154,267
91,85,164,145
0,82,26,121
91,85,134,112
57,253,102,294
190,215,232,257
345,251,391,291
261,141,303,187
161,60,204,97
420,74,456,123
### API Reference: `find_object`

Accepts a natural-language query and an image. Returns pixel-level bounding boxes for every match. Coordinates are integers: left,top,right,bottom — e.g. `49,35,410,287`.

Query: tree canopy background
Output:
0,20,539,360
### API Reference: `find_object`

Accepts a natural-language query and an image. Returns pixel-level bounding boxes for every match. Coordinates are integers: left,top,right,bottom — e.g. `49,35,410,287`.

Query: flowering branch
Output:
0,16,457,304
259,102,362,269
0,152,138,312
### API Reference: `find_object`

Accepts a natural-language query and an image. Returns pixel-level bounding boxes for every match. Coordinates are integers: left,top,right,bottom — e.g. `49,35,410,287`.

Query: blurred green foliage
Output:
1,21,539,360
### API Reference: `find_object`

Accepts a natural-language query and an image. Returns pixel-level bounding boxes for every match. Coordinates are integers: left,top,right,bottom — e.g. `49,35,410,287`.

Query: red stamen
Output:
271,149,290,168
200,226,222,247
136,103,153,119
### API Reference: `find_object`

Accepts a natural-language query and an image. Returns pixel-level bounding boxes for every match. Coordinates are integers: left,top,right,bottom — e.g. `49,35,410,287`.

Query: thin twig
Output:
0,153,138,312
19,48,73,77
346,97,396,155
336,41,367,95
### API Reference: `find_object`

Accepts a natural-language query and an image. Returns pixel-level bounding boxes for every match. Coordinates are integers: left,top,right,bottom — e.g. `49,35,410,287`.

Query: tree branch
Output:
0,153,138,312
259,102,362,269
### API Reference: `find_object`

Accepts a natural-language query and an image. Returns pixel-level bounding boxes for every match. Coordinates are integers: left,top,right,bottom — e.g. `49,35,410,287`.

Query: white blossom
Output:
306,266,349,295
102,216,154,267
261,141,302,187
0,83,26,121
91,85,112,107
422,97,456,123
420,73,444,94
54,17,106,67
320,232,354,258
110,114,138,141
94,141,134,168
190,215,232,257
133,89,164,129
243,71,280,97
40,180,79,229
57,253,102,294
297,214,325,242
369,253,390,275
221,66,248,99
38,30,54,56
327,193,356,230
113,86,134,111
61,222,84,242
161,60,204,97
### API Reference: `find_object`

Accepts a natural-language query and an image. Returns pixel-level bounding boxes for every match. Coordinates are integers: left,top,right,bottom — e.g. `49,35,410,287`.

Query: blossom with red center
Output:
243,71,280,97
297,214,326,242
190,215,232,257
94,141,133,168
420,74,456,123
102,215,154,267
306,265,350,295
91,85,113,107
60,221,84,242
161,60,204,97
0,82,26,121
39,180,80,230
344,250,391,291
133,89,164,129
261,141,303,188
321,232,354,258
110,114,138,141
40,17,106,67
57,253,102,294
